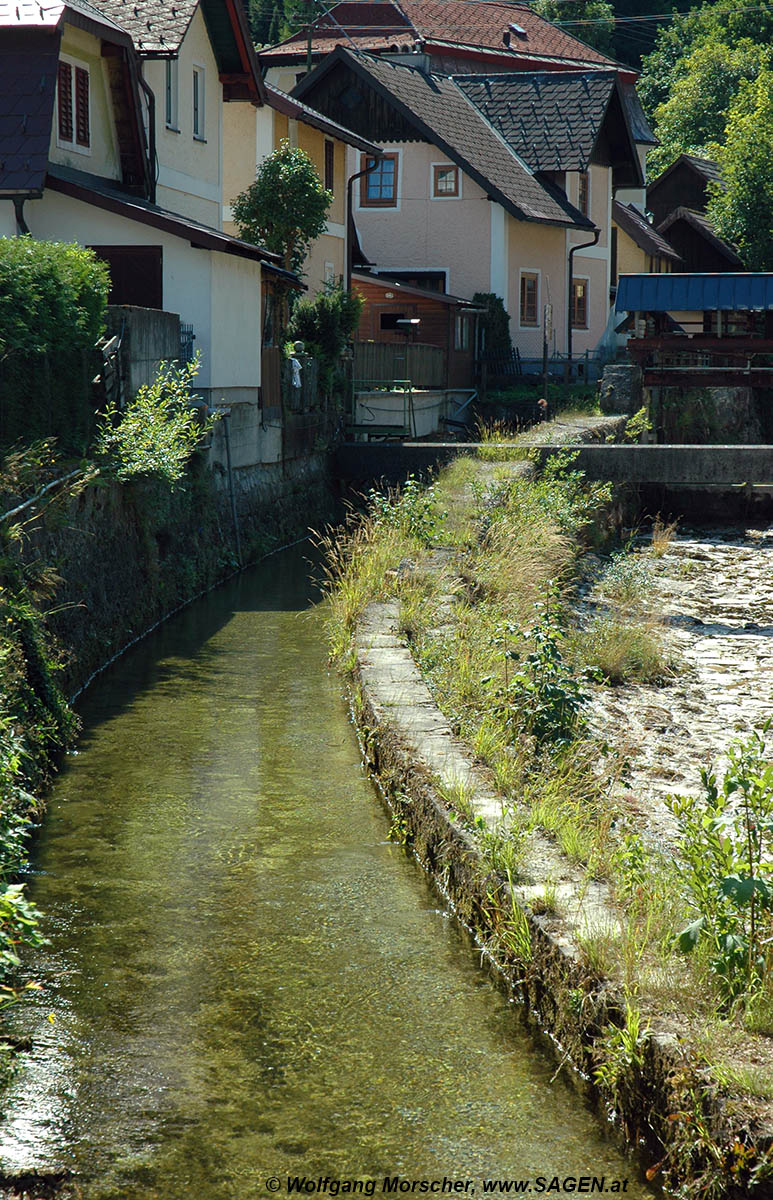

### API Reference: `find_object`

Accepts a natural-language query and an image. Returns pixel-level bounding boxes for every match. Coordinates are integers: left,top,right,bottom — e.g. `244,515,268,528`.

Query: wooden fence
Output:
353,341,446,389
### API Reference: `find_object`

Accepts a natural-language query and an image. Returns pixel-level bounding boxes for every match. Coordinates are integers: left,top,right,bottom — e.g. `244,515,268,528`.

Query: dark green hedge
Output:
0,237,110,454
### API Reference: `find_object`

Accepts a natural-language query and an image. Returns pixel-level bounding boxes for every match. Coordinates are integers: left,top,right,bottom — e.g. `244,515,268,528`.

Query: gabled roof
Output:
656,206,743,267
648,153,723,198
264,83,381,154
612,201,681,262
453,70,617,172
353,269,479,307
293,48,594,229
619,80,656,146
0,0,135,197
92,0,264,100
261,0,620,71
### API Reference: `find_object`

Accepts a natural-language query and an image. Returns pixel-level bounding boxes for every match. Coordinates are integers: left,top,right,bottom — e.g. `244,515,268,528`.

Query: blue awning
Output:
615,273,773,313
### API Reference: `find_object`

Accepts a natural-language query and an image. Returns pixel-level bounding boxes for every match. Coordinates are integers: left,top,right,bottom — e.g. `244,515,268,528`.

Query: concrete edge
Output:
351,600,773,1199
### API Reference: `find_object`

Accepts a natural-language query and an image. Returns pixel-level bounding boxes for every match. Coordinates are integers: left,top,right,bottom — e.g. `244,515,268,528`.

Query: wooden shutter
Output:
58,60,73,142
75,67,89,146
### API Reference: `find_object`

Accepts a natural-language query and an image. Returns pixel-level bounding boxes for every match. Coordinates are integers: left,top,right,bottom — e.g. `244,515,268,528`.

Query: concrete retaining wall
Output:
334,441,773,486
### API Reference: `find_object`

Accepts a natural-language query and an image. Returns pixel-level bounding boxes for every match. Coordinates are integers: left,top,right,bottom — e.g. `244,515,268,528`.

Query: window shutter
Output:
58,61,73,142
75,67,89,146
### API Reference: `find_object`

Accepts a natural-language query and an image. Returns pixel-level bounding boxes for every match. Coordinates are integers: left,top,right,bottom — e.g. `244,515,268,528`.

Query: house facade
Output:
294,49,643,364
0,0,307,471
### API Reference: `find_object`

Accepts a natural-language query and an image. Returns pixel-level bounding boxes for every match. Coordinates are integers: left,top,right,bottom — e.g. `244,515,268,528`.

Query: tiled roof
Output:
264,82,381,153
612,201,681,261
298,49,593,228
48,163,284,262
0,28,59,194
92,0,198,53
0,0,129,35
402,0,616,64
681,154,722,184
454,70,616,171
261,0,619,68
619,80,655,145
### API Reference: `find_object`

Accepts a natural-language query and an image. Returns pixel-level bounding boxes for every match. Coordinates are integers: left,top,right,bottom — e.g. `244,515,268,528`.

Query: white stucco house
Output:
0,0,299,468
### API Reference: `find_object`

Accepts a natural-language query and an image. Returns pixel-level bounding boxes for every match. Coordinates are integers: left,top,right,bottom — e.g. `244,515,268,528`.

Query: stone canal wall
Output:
351,595,773,1199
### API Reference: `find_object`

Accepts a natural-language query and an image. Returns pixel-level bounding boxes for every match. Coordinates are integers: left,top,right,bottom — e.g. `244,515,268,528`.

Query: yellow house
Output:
611,201,681,281
223,84,381,294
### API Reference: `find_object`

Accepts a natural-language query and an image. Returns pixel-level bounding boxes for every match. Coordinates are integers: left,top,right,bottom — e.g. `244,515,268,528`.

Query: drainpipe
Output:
12,197,29,235
345,154,383,293
137,72,157,203
566,227,600,390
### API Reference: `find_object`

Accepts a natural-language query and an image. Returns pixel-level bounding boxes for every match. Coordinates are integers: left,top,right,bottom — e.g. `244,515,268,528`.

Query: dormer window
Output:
57,57,90,152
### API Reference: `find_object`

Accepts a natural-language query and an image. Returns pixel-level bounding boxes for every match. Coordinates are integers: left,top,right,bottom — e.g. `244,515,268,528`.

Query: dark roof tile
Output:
454,69,615,171
300,49,593,228
0,31,58,195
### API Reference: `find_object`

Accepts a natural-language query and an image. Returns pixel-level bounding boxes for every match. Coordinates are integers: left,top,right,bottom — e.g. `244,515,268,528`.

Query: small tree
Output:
232,140,332,275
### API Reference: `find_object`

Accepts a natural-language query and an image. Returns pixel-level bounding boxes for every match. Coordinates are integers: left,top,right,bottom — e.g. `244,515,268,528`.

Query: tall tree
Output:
645,38,770,175
532,0,615,55
708,69,773,270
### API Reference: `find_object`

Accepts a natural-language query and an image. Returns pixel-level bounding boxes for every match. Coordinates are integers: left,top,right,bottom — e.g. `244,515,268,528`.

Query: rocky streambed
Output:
587,523,773,845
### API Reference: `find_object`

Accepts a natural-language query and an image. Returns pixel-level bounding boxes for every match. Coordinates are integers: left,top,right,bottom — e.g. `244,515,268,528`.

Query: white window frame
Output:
430,161,461,200
56,54,91,156
355,147,402,213
165,58,179,131
518,268,541,330
192,64,206,141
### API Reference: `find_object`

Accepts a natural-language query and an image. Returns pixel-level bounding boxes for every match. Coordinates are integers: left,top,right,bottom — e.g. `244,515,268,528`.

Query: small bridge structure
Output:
334,441,773,487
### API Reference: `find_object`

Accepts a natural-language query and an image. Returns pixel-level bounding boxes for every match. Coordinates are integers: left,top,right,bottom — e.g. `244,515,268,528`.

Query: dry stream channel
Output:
0,544,669,1200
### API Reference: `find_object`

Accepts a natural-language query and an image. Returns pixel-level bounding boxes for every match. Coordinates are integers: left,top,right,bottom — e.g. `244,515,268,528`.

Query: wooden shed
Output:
352,271,480,390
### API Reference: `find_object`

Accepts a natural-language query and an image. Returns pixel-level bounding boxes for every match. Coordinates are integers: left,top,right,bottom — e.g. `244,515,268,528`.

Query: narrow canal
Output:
0,545,655,1199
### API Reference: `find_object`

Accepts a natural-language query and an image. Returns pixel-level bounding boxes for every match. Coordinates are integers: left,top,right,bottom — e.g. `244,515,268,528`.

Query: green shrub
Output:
0,237,109,453
95,355,212,487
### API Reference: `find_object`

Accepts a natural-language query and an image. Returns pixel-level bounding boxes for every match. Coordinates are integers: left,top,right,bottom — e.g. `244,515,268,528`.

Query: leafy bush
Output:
367,475,445,545
0,237,109,452
96,355,212,487
495,600,589,748
288,285,363,397
668,721,773,1003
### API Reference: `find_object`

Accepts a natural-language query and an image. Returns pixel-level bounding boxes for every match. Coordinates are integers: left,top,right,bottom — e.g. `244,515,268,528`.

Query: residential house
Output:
0,0,303,472
294,49,643,364
647,155,744,274
611,201,681,283
260,0,628,91
222,83,381,295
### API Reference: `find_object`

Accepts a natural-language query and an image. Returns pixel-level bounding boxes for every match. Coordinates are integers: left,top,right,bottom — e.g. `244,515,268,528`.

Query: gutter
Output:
346,155,383,292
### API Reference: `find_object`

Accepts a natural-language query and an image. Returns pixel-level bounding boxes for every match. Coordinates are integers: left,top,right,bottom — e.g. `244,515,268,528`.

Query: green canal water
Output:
0,545,656,1199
